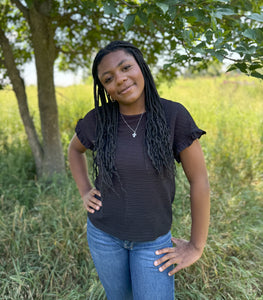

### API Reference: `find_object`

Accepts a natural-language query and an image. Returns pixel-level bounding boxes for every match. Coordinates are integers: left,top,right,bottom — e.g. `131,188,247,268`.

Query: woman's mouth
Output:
119,84,134,94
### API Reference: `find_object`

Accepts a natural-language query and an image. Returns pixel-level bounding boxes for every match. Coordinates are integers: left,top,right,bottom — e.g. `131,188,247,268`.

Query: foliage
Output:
1,0,262,88
109,0,263,79
0,75,262,299
0,0,169,88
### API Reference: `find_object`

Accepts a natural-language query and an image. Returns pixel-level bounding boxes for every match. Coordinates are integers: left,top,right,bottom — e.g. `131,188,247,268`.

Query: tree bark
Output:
0,27,44,176
27,3,65,176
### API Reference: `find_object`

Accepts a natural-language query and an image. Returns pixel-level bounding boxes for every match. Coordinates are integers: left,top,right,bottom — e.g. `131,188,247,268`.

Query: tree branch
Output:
222,55,243,63
11,0,29,20
118,0,139,8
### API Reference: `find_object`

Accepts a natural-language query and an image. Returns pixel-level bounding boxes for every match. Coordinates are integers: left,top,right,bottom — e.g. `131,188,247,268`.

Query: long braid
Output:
136,55,174,176
92,41,174,192
92,78,120,192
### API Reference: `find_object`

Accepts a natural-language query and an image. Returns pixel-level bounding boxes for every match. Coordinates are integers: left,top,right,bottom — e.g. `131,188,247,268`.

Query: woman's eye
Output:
123,65,131,71
104,77,112,84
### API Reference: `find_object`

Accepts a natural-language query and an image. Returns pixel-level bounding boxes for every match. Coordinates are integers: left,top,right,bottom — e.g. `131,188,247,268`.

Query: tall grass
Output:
0,74,262,299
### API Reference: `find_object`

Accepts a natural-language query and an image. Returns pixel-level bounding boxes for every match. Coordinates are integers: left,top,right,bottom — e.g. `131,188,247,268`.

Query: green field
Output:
0,74,262,299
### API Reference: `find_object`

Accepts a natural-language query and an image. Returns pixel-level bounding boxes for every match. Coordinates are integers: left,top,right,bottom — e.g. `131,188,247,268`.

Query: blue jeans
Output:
87,218,175,300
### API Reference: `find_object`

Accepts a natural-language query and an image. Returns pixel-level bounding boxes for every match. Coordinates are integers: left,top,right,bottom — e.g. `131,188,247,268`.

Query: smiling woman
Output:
68,40,210,300
97,50,145,115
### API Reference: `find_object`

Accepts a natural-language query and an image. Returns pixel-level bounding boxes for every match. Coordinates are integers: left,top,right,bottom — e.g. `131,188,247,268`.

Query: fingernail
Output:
168,273,171,276
155,251,159,255
159,267,163,272
154,261,157,266
96,206,100,210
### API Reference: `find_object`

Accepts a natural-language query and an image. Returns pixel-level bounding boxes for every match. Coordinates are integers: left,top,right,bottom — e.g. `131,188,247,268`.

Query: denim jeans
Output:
87,218,175,300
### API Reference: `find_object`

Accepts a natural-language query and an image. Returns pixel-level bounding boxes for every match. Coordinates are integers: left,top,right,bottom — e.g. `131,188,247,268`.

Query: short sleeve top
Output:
75,98,205,241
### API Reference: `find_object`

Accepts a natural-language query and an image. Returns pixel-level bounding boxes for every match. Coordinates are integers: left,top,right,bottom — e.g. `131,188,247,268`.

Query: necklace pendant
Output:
120,112,144,139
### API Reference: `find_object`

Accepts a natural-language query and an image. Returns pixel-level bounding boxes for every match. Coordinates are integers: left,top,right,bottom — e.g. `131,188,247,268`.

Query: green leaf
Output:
249,63,262,71
226,64,238,72
210,12,217,31
205,29,213,43
241,45,256,55
214,37,224,48
163,63,171,70
123,14,135,32
214,8,235,19
244,54,252,62
193,42,206,55
183,29,194,43
247,13,263,22
175,55,189,62
192,57,203,62
103,1,117,16
236,62,248,73
242,29,256,39
184,9,208,24
156,3,169,14
137,10,148,24
242,28,263,41
208,49,225,62
251,71,263,79
214,50,227,62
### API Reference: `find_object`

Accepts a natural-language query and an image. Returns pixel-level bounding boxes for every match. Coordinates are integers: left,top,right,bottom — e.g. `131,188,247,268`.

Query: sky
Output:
22,56,237,87
23,61,83,86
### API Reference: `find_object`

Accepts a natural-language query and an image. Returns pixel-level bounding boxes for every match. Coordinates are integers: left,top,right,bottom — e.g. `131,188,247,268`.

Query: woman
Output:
68,41,210,300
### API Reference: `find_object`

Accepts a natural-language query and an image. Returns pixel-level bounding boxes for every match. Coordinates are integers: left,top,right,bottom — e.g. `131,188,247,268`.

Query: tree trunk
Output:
28,4,65,176
1,0,65,177
0,27,44,176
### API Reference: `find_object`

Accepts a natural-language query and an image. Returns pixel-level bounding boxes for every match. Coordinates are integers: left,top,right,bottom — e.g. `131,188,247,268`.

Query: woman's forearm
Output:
190,179,210,251
68,146,93,197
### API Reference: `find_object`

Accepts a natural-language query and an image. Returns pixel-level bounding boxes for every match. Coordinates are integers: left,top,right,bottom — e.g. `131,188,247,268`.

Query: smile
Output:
119,84,134,94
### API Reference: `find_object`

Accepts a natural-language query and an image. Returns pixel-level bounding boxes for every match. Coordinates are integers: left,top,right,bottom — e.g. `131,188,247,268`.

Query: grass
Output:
0,74,262,299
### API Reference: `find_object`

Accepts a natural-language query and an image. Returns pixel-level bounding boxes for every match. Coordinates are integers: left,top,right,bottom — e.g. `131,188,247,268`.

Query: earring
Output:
107,93,116,103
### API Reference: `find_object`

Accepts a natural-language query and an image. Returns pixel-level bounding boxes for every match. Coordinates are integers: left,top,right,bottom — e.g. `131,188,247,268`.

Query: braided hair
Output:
92,41,174,192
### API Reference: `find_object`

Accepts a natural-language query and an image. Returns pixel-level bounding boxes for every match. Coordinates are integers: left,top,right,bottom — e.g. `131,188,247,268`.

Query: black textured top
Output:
75,98,205,241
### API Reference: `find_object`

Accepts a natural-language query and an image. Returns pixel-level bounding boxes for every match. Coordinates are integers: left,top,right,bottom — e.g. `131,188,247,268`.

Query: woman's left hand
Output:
154,237,203,276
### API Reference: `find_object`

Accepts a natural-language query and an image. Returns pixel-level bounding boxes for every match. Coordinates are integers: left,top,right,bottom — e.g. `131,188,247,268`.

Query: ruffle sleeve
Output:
75,109,96,150
164,101,206,163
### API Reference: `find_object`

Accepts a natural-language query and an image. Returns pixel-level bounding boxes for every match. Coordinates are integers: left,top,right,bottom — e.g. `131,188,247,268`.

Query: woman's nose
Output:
116,72,127,84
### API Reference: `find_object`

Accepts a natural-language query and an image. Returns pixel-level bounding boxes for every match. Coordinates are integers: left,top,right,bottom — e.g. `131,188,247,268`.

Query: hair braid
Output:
92,41,174,192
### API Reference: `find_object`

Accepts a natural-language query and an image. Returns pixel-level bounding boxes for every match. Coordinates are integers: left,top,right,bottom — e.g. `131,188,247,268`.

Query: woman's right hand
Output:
82,188,102,213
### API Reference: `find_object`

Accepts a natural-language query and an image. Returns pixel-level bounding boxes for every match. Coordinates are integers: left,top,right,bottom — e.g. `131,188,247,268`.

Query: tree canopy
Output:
0,0,262,177
1,0,263,85
118,0,263,79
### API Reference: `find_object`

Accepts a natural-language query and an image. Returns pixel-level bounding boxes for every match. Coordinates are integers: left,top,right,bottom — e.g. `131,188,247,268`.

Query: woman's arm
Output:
68,134,102,213
154,139,210,275
180,139,210,251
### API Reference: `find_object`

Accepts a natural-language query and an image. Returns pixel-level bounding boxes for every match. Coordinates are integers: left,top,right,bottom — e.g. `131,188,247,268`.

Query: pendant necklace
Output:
120,112,145,138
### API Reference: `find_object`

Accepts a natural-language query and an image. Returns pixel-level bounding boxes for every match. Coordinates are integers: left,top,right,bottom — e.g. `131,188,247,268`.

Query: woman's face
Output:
97,50,145,114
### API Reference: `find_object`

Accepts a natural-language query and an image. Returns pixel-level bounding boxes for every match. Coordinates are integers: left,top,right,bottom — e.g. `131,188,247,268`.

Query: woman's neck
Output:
118,102,146,116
